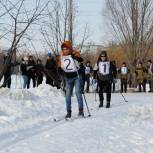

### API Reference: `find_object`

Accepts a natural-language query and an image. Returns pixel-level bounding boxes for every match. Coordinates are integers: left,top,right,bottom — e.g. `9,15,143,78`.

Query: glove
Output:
58,67,64,76
71,53,76,59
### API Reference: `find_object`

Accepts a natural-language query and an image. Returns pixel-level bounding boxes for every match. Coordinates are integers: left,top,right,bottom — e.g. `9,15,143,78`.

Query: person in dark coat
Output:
79,62,86,93
94,51,116,108
36,59,44,86
20,57,29,88
111,60,117,92
2,54,12,88
27,55,36,88
45,52,59,87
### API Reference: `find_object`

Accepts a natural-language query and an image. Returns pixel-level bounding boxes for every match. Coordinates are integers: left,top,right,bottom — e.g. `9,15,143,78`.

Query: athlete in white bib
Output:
58,41,84,118
84,61,93,93
118,62,130,93
95,50,115,108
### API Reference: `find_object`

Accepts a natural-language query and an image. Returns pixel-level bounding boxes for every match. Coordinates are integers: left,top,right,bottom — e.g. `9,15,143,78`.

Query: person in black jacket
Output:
27,55,36,89
79,62,86,93
36,59,44,86
95,51,115,108
45,52,58,87
2,54,12,88
20,57,29,88
111,60,117,92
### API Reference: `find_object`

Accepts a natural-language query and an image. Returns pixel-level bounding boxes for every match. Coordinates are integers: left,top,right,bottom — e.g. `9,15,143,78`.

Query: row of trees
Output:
105,0,153,73
0,0,89,83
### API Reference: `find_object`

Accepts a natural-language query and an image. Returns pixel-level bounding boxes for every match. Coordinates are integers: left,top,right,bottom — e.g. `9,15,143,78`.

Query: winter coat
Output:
36,64,44,76
20,62,28,76
146,64,153,81
135,67,147,83
27,60,36,76
95,57,115,81
45,58,57,72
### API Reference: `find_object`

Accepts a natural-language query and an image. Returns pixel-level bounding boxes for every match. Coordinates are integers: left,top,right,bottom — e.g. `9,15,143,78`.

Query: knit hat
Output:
48,52,52,57
100,50,107,57
61,41,72,51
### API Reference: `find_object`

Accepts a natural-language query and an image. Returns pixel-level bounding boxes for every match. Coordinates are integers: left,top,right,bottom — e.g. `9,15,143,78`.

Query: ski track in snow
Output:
0,79,153,152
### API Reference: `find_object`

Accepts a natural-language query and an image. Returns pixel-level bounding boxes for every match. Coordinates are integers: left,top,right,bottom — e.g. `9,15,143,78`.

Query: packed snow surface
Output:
0,83,153,153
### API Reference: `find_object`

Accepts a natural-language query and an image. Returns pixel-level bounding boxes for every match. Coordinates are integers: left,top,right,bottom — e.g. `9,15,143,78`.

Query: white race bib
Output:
98,61,110,75
121,67,128,75
85,66,90,74
61,55,79,72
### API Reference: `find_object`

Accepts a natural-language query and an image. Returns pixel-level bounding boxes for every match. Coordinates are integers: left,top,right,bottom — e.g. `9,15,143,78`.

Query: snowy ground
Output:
0,76,153,153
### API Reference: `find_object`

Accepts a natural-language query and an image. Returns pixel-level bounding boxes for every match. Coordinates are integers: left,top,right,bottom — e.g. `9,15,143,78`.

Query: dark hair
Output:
148,60,152,63
100,50,107,57
37,58,41,63
86,61,90,64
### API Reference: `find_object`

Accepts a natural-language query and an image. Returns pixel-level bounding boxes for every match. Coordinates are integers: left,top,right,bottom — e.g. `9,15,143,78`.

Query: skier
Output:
57,41,84,118
94,51,115,108
118,62,130,93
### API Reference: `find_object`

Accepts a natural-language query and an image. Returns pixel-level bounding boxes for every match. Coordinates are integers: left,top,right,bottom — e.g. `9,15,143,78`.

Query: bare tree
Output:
0,0,49,82
40,0,89,55
40,0,74,55
105,0,153,72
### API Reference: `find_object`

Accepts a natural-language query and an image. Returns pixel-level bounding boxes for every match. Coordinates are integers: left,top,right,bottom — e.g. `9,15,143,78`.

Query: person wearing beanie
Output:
57,40,84,118
45,52,57,87
94,50,116,108
47,52,52,57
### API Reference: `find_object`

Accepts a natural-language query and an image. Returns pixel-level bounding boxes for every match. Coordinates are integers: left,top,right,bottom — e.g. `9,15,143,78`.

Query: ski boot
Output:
65,111,71,119
78,108,84,117
99,100,103,108
106,101,110,108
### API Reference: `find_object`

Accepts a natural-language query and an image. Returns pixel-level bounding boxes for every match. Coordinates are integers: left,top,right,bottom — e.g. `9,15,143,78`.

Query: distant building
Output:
76,44,104,53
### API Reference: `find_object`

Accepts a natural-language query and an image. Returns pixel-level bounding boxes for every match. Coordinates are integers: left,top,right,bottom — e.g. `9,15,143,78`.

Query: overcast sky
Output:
0,0,109,52
76,0,107,45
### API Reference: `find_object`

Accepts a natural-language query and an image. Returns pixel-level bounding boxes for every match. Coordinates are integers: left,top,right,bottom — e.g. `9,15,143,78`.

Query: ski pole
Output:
73,58,91,117
120,92,128,102
82,93,91,117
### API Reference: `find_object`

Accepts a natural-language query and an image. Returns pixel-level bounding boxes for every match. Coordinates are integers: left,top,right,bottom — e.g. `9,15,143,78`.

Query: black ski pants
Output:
98,80,112,102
